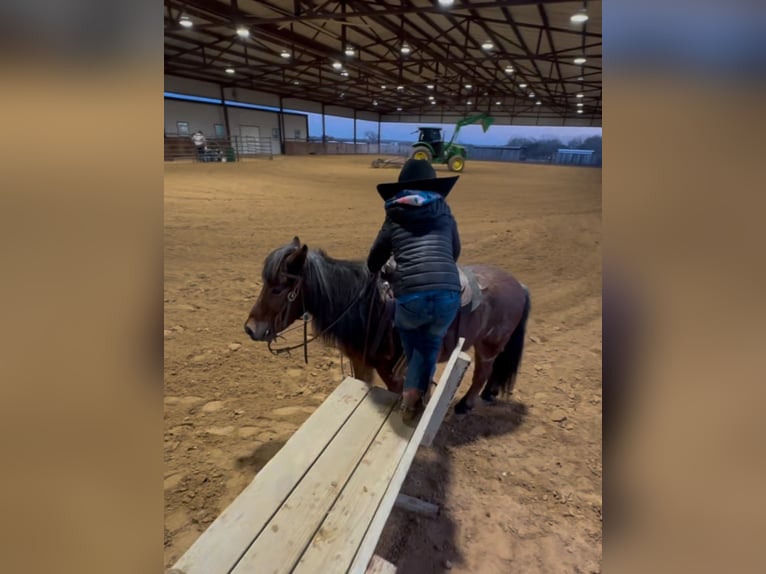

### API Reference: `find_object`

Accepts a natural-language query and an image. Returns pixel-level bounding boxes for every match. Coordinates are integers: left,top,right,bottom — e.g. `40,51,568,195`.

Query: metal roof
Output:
164,1,601,125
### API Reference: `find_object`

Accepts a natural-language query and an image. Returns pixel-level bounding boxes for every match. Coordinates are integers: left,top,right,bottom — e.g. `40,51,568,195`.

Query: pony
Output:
244,237,530,414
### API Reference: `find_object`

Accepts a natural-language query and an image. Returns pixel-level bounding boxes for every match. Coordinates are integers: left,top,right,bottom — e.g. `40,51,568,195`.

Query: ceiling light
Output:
236,27,250,38
576,93,584,98
397,85,404,91
340,70,349,77
332,61,342,69
577,109,584,114
570,10,589,24
519,83,527,88
345,46,355,56
574,57,587,65
438,0,455,7
481,40,494,50
495,101,501,105
427,84,434,89
401,43,411,55
428,95,435,100
577,102,584,107
225,68,235,74
505,66,514,73
397,107,402,111
536,101,542,106
179,15,193,28
381,85,386,89
280,50,291,59
467,100,473,105
373,100,378,106
578,76,584,81
431,100,437,105
465,84,472,89
293,80,300,85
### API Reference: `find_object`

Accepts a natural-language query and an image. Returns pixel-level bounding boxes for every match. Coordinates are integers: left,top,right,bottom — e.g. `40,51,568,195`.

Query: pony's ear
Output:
291,236,301,247
285,244,308,272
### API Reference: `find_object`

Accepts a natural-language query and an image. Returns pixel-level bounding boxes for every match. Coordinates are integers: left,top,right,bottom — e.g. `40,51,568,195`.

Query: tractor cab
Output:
407,114,492,172
417,127,444,157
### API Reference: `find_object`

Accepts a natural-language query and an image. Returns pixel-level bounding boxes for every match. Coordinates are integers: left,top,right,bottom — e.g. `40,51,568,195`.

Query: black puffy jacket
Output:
367,194,461,296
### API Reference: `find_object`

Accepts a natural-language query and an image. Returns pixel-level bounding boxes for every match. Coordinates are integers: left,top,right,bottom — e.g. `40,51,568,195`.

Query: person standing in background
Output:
191,130,207,161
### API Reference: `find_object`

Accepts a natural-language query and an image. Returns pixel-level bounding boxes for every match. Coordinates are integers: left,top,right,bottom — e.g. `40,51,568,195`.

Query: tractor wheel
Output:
448,155,465,172
411,148,432,162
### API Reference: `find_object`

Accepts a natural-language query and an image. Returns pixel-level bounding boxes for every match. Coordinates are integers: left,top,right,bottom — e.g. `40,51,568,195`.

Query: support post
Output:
321,103,326,153
377,113,382,154
279,96,286,155
353,109,357,154
220,84,231,139
394,493,439,517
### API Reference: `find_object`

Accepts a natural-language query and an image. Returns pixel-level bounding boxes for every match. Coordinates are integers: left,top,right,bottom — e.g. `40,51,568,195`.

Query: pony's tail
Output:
483,285,531,399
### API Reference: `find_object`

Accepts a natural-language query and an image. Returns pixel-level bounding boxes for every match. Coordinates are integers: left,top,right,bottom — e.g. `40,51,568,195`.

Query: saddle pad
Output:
458,266,484,312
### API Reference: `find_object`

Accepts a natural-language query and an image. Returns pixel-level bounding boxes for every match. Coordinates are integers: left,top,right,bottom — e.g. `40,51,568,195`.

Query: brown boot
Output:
400,389,425,424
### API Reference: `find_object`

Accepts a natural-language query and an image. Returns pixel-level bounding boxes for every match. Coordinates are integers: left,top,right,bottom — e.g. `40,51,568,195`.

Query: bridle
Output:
266,270,310,363
266,269,378,364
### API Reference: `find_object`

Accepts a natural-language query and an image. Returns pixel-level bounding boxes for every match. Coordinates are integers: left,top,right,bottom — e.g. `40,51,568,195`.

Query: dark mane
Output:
264,243,381,353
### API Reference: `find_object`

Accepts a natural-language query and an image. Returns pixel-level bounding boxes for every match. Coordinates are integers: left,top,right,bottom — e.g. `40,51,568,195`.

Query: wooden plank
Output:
293,398,415,574
421,351,472,447
169,376,372,574
394,493,440,517
348,339,466,574
366,555,397,574
231,386,399,574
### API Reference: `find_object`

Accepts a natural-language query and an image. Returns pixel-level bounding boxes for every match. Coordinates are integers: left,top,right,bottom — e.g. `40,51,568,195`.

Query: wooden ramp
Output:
168,339,471,574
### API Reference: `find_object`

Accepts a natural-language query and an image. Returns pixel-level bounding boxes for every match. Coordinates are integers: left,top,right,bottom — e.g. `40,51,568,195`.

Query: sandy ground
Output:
164,155,602,573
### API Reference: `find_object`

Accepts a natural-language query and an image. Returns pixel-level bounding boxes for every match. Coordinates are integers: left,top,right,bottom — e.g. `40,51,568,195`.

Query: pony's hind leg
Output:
455,355,493,414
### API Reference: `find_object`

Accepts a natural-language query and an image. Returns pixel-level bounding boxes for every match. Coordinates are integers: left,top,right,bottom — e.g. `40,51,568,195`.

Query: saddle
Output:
380,257,484,310
369,260,485,364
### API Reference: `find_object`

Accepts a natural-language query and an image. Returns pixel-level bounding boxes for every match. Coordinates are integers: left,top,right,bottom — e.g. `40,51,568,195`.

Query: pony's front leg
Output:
375,360,404,394
349,356,375,384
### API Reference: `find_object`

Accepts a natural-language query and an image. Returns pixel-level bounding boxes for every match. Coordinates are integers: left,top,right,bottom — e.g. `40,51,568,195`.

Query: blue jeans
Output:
394,290,461,394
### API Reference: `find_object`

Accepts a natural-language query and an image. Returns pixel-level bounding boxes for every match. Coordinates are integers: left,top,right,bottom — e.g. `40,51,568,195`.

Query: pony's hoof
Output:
480,393,497,405
454,400,473,415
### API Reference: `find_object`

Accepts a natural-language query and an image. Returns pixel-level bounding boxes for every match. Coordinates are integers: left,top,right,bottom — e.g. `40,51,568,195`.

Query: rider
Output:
367,159,462,420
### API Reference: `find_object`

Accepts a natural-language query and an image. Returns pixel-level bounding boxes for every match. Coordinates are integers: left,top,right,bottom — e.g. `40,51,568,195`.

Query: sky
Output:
306,112,601,145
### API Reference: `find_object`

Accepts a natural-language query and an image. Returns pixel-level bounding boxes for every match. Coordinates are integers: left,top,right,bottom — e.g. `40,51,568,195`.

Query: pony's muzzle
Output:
244,319,272,341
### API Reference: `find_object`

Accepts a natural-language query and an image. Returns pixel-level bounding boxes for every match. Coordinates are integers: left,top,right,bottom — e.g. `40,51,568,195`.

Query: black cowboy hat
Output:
376,159,459,201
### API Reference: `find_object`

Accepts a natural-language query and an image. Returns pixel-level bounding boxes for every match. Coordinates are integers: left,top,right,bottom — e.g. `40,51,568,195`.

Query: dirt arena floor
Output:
164,155,602,573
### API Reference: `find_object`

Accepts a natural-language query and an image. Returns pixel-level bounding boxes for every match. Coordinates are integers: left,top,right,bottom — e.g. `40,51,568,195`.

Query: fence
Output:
164,134,273,162
283,140,414,156
231,135,274,158
164,133,600,167
463,145,525,162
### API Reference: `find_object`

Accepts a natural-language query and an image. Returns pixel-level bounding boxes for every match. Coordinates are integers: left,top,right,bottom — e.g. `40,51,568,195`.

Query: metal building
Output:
555,148,598,166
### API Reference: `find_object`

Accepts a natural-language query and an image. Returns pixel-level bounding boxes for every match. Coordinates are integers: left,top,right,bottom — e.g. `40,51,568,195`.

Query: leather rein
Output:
266,271,378,364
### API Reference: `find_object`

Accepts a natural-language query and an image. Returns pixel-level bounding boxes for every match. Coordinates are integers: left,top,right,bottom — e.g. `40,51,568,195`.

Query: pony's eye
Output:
271,285,286,295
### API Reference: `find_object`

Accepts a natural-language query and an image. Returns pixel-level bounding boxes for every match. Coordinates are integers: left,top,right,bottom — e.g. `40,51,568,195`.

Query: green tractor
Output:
410,113,494,172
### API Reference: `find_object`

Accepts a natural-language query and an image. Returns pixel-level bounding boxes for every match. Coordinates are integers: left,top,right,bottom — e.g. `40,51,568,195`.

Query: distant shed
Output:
555,148,597,165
